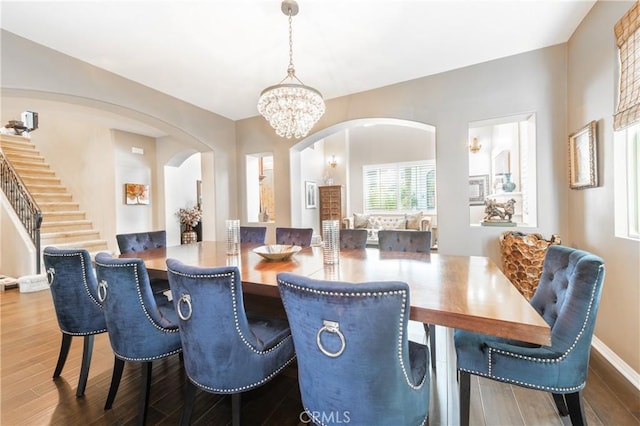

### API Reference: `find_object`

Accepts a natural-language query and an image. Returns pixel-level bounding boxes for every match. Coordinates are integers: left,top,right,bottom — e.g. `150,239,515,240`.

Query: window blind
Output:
363,161,436,212
614,1,640,131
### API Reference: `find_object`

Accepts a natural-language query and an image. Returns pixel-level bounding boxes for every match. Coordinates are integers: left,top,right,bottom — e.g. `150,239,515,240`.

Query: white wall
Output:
164,153,202,246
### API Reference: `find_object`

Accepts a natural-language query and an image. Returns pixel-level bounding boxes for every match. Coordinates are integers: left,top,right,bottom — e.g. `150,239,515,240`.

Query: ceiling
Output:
1,1,595,122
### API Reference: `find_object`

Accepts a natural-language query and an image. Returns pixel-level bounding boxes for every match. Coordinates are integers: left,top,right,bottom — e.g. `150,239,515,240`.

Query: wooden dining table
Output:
122,240,550,346
121,240,550,424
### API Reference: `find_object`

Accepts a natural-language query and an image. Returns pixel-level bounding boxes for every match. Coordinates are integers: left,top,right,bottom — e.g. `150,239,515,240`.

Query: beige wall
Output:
567,0,640,375
1,3,638,376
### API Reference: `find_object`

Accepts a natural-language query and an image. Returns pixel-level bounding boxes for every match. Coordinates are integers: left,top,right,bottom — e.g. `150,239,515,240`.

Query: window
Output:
363,161,436,212
614,124,640,240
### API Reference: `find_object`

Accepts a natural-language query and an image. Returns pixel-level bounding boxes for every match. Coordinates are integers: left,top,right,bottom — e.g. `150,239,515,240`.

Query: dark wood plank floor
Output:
2,288,638,425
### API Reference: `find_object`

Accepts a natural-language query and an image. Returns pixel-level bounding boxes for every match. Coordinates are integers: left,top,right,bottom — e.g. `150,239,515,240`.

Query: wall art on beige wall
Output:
125,183,149,205
568,120,598,189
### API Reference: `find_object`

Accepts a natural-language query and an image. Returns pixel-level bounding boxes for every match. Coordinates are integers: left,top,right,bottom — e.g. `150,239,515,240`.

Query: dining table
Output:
120,240,551,424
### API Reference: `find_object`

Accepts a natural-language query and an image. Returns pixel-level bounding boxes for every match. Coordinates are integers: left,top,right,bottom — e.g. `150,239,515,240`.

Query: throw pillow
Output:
406,212,423,230
353,213,370,229
368,216,383,229
388,217,406,230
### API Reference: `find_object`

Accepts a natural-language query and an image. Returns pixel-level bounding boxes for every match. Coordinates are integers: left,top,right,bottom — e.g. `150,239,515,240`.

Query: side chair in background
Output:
116,230,170,298
94,252,182,425
43,247,107,397
240,226,267,244
339,228,368,249
275,227,313,247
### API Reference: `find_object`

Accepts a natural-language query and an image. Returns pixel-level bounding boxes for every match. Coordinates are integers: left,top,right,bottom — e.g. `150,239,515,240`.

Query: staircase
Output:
1,134,109,254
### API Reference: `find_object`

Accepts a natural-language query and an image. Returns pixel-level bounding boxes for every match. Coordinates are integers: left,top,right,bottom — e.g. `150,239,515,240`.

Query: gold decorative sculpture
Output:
499,232,561,299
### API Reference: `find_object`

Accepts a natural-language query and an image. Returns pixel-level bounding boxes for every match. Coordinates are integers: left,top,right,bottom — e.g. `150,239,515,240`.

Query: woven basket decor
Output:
499,232,561,300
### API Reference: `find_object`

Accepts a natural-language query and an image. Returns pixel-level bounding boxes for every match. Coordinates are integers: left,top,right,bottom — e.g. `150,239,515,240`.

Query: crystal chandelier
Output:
258,0,325,139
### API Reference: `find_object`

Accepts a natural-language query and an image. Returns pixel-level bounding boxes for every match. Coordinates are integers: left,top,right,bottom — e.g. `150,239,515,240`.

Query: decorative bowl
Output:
253,244,301,261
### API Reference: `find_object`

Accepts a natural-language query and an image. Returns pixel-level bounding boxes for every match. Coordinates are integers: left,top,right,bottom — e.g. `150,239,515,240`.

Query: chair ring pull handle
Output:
177,294,192,321
97,280,108,302
316,320,345,358
46,267,55,286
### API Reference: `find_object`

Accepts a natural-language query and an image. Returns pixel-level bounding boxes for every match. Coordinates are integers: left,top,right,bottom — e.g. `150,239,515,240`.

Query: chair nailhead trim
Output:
114,347,182,362
95,260,178,334
168,268,293,355
278,279,427,390
45,251,102,308
459,367,585,393
187,354,295,393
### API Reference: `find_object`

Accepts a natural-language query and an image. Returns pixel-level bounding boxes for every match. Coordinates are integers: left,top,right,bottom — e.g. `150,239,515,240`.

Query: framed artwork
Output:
568,120,597,189
469,175,490,206
305,181,317,209
125,183,149,205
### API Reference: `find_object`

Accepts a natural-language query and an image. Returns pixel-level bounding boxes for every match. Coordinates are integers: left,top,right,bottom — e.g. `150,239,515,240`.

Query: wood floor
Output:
1,288,638,425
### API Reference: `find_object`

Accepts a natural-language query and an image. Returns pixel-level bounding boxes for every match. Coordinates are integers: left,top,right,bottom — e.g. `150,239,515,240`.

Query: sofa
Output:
342,212,431,245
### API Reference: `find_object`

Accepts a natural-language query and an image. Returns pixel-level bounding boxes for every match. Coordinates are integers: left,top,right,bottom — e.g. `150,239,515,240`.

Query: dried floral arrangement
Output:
177,206,202,229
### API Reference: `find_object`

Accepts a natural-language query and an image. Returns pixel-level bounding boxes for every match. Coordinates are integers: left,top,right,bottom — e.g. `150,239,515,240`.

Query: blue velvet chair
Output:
116,230,169,297
377,230,431,253
240,226,267,244
166,259,296,426
277,272,430,426
275,227,313,247
115,230,167,253
455,245,605,426
43,247,107,397
94,252,182,425
339,228,368,249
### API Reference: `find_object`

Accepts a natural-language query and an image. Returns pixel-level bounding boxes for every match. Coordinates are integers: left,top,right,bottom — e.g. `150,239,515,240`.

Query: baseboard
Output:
592,335,640,391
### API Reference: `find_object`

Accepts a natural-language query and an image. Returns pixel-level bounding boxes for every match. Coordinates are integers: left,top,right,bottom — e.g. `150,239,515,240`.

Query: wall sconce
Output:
328,154,338,168
469,137,482,153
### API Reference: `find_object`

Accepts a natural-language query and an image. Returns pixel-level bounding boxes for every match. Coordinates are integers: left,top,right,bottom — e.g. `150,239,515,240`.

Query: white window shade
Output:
364,161,436,212
614,1,640,131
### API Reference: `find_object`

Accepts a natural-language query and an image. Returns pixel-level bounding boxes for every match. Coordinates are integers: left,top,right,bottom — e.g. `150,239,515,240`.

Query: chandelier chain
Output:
288,8,294,76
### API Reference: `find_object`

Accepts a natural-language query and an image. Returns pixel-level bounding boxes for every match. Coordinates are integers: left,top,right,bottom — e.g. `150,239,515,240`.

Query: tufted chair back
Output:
240,226,267,244
43,247,107,397
116,230,166,254
94,252,182,424
277,272,430,426
166,259,296,424
275,227,313,247
339,228,368,249
378,230,431,253
455,245,605,426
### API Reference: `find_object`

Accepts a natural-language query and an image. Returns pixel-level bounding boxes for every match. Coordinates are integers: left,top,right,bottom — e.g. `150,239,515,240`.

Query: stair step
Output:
43,239,109,253
42,230,101,244
42,211,87,221
21,176,61,186
12,167,55,177
27,184,68,193
41,220,93,232
38,202,80,212
3,152,45,163
8,159,49,169
32,193,73,203
0,134,37,149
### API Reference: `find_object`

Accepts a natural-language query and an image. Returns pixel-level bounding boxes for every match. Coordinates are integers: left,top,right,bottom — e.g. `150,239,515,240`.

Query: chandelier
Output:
257,0,325,139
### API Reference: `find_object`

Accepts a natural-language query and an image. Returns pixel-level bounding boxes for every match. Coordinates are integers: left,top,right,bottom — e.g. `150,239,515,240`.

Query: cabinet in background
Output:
318,185,345,229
